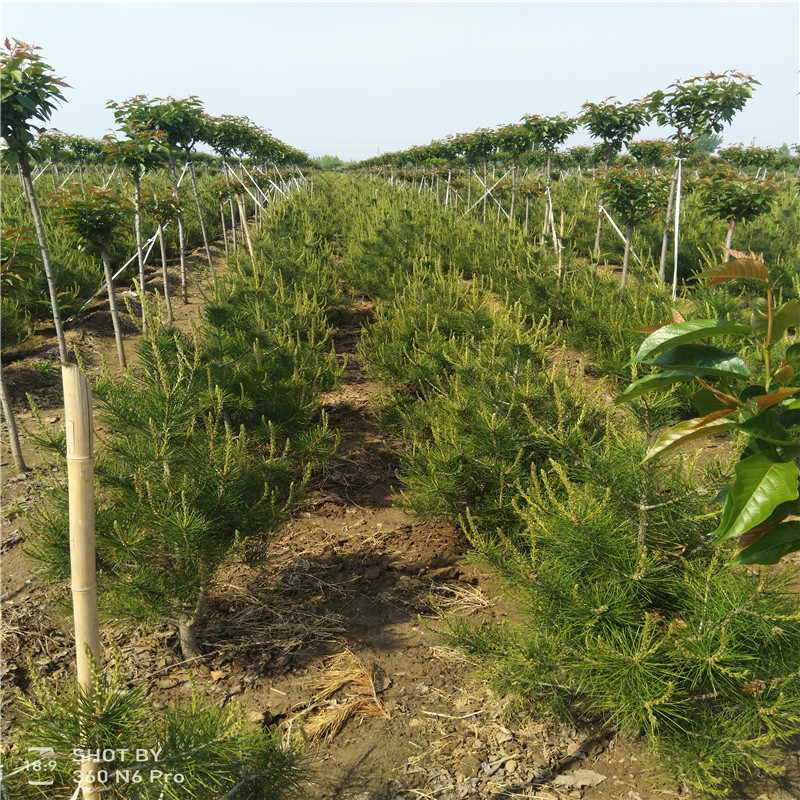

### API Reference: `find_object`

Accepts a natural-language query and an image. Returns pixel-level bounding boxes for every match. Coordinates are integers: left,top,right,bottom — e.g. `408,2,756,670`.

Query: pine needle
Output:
301,650,391,742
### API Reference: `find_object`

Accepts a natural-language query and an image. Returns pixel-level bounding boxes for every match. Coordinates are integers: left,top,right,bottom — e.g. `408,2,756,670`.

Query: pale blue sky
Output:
3,1,798,160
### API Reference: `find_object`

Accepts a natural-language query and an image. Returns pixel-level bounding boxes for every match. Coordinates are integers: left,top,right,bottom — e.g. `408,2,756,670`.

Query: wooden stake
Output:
62,363,102,798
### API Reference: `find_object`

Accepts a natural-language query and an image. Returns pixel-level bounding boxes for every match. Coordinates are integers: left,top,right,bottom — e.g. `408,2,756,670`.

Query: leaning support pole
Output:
62,364,102,798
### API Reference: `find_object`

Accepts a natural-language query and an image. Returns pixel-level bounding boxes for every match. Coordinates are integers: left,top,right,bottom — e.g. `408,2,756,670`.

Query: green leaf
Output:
644,417,733,461
752,300,800,343
787,342,800,361
691,387,730,416
1,148,19,167
614,371,699,404
695,257,768,285
713,452,799,542
731,521,800,564
628,320,751,364
730,410,796,445
646,344,750,379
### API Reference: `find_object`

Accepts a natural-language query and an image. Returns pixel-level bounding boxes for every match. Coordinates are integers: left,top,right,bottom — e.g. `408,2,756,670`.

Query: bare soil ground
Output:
2,240,798,800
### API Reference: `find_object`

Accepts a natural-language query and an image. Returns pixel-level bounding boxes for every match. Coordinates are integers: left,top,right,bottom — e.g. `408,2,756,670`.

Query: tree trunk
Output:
525,197,530,236
18,156,70,363
158,224,173,324
167,152,188,303
671,159,684,301
236,194,256,262
509,163,517,228
724,219,736,260
621,223,634,289
0,364,27,473
544,152,553,236
176,574,210,661
593,151,612,259
186,151,214,272
133,172,147,333
482,159,488,223
220,203,229,259
100,250,127,370
658,166,680,284
229,196,238,251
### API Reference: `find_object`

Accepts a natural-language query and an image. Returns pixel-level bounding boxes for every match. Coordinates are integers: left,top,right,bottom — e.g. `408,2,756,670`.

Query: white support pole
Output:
601,207,642,265
461,169,513,217
232,162,269,210
58,165,80,189
102,163,118,189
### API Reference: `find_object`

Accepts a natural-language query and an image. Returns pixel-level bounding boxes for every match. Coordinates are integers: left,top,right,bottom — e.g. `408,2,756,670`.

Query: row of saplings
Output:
5,202,342,798
321,174,800,796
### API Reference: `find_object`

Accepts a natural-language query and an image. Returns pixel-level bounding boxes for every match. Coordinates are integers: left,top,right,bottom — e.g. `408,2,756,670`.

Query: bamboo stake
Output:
62,364,102,798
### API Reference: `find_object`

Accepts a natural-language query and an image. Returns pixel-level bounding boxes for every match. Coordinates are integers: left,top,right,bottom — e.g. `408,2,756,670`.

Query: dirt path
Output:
2,231,795,800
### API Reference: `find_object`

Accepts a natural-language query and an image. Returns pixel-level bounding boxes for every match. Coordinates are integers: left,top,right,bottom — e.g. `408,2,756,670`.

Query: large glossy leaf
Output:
614,371,698,404
628,320,751,364
732,521,800,564
695,257,768,285
730,410,796,445
646,344,750,379
644,417,733,461
714,452,799,542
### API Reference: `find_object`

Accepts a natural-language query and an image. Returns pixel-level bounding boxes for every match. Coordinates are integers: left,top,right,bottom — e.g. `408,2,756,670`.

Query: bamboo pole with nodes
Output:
62,363,102,798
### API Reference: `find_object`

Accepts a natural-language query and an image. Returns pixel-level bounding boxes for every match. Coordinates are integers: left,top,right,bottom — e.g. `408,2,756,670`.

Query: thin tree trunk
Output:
658,167,679,284
133,172,147,332
724,219,736,260
0,364,28,473
186,152,214,271
158,224,173,324
525,197,530,235
509,163,517,228
176,574,210,660
167,152,188,303
593,151,612,259
100,250,127,370
544,152,553,236
483,159,488,223
621,222,634,289
18,156,70,363
220,204,229,259
236,194,256,262
228,197,238,251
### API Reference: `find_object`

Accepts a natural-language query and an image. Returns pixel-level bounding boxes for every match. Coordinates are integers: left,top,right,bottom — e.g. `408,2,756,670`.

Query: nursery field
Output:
2,165,800,800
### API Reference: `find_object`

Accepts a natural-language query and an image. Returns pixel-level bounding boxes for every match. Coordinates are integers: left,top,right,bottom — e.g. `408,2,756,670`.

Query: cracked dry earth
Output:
2,243,798,800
